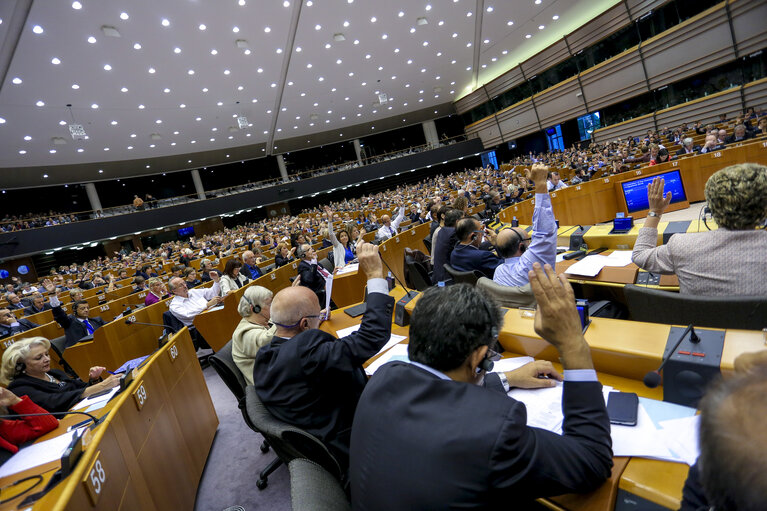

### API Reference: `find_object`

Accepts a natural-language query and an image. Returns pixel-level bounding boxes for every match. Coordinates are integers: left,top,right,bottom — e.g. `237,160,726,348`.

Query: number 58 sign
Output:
82,451,106,505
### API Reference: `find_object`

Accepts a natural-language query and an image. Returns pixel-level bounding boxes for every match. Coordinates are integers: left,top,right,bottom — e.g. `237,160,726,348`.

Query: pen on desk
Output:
106,370,117,375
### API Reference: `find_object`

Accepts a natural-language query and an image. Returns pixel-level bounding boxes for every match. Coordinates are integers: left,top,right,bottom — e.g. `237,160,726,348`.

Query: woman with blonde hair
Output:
232,286,276,385
1,337,121,412
144,277,168,306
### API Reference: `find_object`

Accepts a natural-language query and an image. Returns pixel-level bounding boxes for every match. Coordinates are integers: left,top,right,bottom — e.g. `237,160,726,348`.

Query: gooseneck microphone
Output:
643,324,699,388
124,319,176,332
0,409,101,425
379,255,416,297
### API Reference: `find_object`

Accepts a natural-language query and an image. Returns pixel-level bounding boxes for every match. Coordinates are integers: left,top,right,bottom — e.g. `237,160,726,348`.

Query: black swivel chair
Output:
443,264,483,286
209,341,283,490
48,335,80,379
624,285,767,330
245,386,343,489
422,237,432,254
289,459,350,511
404,256,432,292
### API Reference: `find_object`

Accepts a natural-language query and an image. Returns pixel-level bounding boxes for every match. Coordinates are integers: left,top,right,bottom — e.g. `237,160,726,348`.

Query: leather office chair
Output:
443,264,483,286
48,335,80,379
404,256,432,292
289,459,350,511
624,285,767,330
245,386,342,489
422,237,432,254
318,258,334,273
476,277,536,309
209,341,283,490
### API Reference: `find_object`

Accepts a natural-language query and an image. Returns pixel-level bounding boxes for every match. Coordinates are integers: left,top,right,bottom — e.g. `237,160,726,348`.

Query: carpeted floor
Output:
194,366,291,511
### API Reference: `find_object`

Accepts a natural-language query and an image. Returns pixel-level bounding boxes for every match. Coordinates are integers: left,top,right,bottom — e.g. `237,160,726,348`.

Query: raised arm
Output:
324,206,341,248
631,177,675,273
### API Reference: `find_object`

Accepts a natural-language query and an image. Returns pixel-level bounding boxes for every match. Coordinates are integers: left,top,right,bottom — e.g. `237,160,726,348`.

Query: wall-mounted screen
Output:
621,169,687,213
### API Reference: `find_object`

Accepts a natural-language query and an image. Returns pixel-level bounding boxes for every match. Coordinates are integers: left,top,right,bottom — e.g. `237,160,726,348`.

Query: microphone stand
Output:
644,324,699,388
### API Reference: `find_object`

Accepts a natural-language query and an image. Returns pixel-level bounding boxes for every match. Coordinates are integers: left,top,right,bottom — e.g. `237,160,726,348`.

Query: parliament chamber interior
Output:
0,0,766,510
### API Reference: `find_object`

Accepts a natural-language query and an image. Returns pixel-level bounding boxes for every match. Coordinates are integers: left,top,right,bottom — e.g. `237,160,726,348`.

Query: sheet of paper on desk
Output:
611,404,682,462
658,415,700,465
492,356,534,373
0,428,85,479
565,255,611,277
336,324,361,338
603,250,633,267
335,263,359,275
365,344,410,376
71,387,119,411
207,305,225,312
336,324,407,365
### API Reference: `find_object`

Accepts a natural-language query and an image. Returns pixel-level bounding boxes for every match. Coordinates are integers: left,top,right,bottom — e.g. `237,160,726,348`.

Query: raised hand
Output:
647,177,672,214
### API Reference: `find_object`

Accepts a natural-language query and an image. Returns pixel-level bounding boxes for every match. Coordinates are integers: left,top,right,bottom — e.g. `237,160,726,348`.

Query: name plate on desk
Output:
82,450,106,506
132,381,148,411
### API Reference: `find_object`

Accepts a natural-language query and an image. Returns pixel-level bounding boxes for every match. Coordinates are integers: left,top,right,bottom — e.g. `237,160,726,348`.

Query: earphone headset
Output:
476,297,500,374
509,228,527,255
14,361,26,377
244,294,261,315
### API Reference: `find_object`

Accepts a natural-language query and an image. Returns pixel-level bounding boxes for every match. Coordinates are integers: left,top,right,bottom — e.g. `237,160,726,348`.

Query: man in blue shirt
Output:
241,250,263,280
494,163,558,287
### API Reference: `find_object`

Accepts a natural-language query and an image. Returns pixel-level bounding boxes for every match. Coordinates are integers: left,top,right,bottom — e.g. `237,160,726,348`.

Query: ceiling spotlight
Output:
51,57,61,65
71,1,82,9
120,12,129,20
87,36,97,43
133,42,141,49
199,24,206,30
32,25,43,34
553,15,559,20
12,77,22,84
161,18,170,27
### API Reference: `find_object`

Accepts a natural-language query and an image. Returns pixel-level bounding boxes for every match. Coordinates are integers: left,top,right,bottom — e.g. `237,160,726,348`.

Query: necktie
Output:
83,319,94,334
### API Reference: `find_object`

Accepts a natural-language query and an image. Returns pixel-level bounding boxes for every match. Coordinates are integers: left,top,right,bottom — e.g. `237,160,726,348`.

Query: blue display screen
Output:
621,169,687,213
178,226,195,236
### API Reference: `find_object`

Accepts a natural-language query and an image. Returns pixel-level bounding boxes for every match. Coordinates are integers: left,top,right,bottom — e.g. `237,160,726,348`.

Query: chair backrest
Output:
289,459,350,511
49,335,80,378
476,277,536,309
422,237,432,254
209,340,247,404
245,386,342,481
162,310,185,333
318,258,334,273
405,257,432,292
624,285,767,330
443,264,482,286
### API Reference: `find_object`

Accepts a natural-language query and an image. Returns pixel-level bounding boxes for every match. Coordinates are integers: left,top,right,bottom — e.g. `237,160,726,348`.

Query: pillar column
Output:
277,154,289,182
191,169,206,200
85,183,102,213
422,120,440,149
353,139,364,165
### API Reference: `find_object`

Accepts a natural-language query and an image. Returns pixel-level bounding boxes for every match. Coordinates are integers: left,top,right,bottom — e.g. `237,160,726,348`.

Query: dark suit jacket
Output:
8,370,88,413
676,146,700,156
0,318,39,339
450,243,503,279
52,306,106,347
431,226,457,284
679,462,708,510
253,292,394,472
23,303,52,316
350,362,613,510
275,254,294,268
297,260,326,301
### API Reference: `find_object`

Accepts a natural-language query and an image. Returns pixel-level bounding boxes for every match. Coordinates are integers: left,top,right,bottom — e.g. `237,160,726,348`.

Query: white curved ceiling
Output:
0,0,612,176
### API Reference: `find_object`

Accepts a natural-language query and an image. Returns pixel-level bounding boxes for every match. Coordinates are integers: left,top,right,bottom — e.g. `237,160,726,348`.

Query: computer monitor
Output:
620,169,687,214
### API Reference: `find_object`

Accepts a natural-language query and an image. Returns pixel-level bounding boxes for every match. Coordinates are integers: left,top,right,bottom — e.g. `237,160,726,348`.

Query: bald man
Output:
376,203,406,241
493,163,558,287
252,242,393,476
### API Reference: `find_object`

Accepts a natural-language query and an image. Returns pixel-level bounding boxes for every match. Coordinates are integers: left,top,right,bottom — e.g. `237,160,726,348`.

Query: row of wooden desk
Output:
0,327,218,511
319,286,765,510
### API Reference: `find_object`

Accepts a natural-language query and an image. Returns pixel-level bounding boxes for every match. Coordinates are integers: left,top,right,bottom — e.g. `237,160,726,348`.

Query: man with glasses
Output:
449,217,503,279
253,242,393,477
168,271,222,327
494,163,558,287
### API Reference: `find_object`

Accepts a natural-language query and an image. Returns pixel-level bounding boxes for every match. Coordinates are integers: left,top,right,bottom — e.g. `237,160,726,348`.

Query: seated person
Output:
0,387,59,465
1,337,121,413
240,251,263,280
219,259,249,296
725,124,752,144
325,206,356,268
680,350,767,511
23,293,52,316
274,242,297,268
168,271,222,327
199,259,215,282
449,217,502,279
547,171,568,191
42,280,105,347
494,163,557,287
350,264,613,508
431,209,463,284
376,203,406,241
182,268,202,288
136,264,158,281
144,277,169,306
632,164,767,295
0,309,39,339
232,286,276,386
253,242,393,475
4,293,26,311
296,244,329,306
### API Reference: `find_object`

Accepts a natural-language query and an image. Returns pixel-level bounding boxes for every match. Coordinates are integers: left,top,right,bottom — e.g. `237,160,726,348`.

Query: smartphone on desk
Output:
607,391,639,426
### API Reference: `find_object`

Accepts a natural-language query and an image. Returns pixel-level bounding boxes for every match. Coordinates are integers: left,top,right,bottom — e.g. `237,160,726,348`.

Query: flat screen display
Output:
621,169,687,214
178,226,195,237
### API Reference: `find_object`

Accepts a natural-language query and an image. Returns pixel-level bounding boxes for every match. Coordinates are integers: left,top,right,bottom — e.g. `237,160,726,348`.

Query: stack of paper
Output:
365,344,410,375
565,251,634,277
335,263,359,275
0,428,86,479
72,387,119,411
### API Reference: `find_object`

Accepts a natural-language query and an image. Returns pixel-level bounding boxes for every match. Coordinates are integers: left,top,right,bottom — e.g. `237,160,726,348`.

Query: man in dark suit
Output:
295,243,328,306
253,242,393,475
23,294,52,316
42,280,106,347
0,308,39,339
450,217,503,279
431,209,462,284
4,293,26,311
675,137,701,156
350,263,614,509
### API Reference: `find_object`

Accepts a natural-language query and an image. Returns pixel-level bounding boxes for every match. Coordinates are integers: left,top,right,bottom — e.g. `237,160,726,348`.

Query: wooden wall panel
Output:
730,0,767,55
520,40,571,80
580,50,647,112
483,68,527,106
534,78,588,128
566,3,631,55
496,100,540,140
743,77,767,109
655,87,743,128
592,113,656,143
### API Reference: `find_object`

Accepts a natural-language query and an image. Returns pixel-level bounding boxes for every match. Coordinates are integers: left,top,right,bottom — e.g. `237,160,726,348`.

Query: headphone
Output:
511,229,527,254
475,297,500,374
14,361,26,377
244,295,261,315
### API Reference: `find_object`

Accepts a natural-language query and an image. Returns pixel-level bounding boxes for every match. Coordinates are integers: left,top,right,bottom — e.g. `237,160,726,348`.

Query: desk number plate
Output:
168,342,179,363
132,381,147,411
82,451,106,505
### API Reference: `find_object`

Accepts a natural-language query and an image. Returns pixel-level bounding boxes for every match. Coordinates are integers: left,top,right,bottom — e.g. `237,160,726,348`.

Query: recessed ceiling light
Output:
18,149,27,154
59,120,67,125
232,26,239,33
36,100,45,106
32,25,43,34
148,67,155,73
199,24,206,30
325,43,332,48
72,1,82,9
370,16,376,22
276,48,283,53
110,120,117,125
423,41,428,46
163,87,170,93
296,46,302,52
217,101,223,106
525,34,531,38
239,0,246,5
224,69,230,74
87,36,97,43
244,49,251,55
120,12,129,20
343,21,350,27
71,83,79,89
483,39,489,44
270,83,276,87
487,6,493,12
51,57,61,65
130,133,136,137
211,49,218,55
467,11,472,17
91,103,98,109
43,174,49,178
283,0,290,6
552,15,559,20
354,39,359,44
410,27,416,33
466,42,472,47
12,77,22,84
133,42,141,50
103,63,112,70
452,33,457,38
127,146,133,149
398,11,404,17
535,0,541,4
382,34,388,39
502,50,508,54
161,18,170,27
306,0,313,5
49,150,56,154
507,20,514,26
315,24,321,30
538,25,545,30
318,76,324,81
174,47,181,54
306,63,312,68
138,104,145,109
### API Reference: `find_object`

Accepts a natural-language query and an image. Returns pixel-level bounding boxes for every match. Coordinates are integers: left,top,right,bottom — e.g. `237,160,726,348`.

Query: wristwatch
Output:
496,372,510,392
647,211,659,217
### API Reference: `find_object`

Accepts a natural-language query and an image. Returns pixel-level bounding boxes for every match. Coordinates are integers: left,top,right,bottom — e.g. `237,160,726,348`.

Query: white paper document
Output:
337,324,407,369
491,356,535,373
565,251,635,277
365,343,410,375
71,387,119,411
611,404,681,461
0,429,85,479
335,263,359,275
336,324,361,338
657,415,700,465
324,275,333,317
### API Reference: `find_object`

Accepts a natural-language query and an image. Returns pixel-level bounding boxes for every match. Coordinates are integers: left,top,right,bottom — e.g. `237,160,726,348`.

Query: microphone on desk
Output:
643,324,700,388
379,255,419,326
124,319,175,332
0,409,101,426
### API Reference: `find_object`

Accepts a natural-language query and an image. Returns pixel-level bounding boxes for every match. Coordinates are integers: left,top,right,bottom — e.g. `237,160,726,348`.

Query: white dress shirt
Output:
376,206,406,240
169,282,221,326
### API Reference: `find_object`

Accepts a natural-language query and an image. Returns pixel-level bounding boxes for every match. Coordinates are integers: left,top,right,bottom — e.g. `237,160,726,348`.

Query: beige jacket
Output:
232,318,276,386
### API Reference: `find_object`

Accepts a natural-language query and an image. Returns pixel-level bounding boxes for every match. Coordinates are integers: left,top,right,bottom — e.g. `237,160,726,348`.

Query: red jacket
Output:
0,396,59,454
